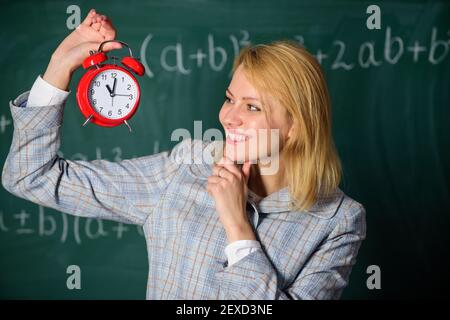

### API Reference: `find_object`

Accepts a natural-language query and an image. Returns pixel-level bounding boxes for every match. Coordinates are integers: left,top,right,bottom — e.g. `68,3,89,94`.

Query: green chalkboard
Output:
1,0,449,299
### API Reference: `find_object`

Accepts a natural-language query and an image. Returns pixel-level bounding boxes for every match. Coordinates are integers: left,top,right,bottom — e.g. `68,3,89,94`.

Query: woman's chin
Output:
223,148,243,163
223,148,259,164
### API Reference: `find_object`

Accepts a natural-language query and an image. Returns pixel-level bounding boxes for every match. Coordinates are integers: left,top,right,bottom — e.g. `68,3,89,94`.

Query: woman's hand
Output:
206,158,256,242
43,8,121,90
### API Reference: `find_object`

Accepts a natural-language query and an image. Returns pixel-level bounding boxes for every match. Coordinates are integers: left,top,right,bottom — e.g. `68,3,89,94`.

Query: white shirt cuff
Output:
27,75,70,107
224,240,261,267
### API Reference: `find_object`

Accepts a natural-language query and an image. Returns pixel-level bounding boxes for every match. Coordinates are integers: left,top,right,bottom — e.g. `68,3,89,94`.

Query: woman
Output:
2,9,366,299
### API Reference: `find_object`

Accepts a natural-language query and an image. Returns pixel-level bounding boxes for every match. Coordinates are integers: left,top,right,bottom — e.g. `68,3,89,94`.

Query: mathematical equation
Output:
139,26,450,78
0,206,144,245
0,114,161,160
55,141,161,162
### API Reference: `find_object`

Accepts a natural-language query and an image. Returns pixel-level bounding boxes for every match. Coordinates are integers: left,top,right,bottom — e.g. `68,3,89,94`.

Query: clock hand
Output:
114,94,132,97
112,78,117,94
106,84,112,94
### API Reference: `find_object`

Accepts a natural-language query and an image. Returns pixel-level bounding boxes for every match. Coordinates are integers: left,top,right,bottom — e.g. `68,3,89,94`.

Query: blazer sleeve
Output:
215,202,366,300
1,91,191,226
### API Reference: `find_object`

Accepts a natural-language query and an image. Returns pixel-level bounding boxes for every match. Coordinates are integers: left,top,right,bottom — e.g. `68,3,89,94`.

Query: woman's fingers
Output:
100,19,117,40
213,166,231,181
91,22,102,32
87,11,107,31
81,9,110,30
102,42,122,52
215,162,243,180
242,162,252,183
101,21,121,52
207,176,222,184
81,9,96,26
79,9,120,49
217,157,241,177
217,157,244,178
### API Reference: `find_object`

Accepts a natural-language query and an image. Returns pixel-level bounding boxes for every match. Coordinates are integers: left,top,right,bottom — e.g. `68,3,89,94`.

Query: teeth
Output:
227,132,247,142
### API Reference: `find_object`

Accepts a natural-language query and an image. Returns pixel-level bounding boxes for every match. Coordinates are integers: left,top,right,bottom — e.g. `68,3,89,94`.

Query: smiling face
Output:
219,64,293,165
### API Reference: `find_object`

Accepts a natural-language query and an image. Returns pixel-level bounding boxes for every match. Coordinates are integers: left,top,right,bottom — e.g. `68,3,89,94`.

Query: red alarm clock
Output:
76,40,145,132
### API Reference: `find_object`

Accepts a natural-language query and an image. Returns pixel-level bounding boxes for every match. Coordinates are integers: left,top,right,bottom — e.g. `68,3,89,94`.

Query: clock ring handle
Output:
97,40,134,57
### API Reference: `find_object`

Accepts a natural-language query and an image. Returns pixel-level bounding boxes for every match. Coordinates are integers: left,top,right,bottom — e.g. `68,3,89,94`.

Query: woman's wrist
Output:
42,56,74,91
224,222,256,243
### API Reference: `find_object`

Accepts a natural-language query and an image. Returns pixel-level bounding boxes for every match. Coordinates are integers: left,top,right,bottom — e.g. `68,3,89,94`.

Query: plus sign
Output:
112,223,129,239
407,41,427,63
315,50,328,65
294,35,305,46
0,115,12,134
189,49,207,68
0,211,9,232
153,140,160,154
14,210,30,226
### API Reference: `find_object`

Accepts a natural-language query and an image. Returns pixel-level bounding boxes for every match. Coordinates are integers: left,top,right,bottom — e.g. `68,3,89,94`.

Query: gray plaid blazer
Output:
2,91,366,300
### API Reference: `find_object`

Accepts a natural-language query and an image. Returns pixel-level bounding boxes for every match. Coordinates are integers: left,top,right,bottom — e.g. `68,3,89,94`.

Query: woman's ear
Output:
284,112,295,140
287,121,294,140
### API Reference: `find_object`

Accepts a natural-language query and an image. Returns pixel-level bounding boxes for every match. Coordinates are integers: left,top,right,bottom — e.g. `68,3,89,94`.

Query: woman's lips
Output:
226,132,250,145
227,137,248,145
226,137,249,145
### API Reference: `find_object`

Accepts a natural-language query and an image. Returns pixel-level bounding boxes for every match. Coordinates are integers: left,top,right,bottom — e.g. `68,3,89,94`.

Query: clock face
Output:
88,69,139,120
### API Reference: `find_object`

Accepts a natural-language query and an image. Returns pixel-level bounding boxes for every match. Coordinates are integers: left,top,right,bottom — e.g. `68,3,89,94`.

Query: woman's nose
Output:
223,105,244,127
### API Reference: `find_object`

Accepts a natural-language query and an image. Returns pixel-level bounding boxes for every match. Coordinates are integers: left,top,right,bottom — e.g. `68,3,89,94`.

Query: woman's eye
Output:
247,104,261,111
223,96,259,111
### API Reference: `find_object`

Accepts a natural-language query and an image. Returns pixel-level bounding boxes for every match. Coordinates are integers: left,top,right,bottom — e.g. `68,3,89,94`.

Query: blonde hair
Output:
232,40,342,212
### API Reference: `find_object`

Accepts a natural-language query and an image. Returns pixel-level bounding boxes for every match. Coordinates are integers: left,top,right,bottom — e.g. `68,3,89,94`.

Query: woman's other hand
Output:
206,158,256,242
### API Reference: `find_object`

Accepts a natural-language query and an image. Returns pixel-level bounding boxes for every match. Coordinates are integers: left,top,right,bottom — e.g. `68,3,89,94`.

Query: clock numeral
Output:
101,74,107,80
108,110,112,116
118,109,122,116
127,84,131,90
125,103,130,108
92,99,97,105
94,81,100,87
99,107,103,112
129,94,133,100
111,73,117,79
90,89,95,95
121,77,125,82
